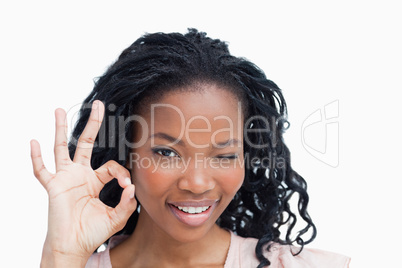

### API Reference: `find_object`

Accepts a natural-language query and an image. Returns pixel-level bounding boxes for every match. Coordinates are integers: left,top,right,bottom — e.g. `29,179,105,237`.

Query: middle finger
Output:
73,100,104,165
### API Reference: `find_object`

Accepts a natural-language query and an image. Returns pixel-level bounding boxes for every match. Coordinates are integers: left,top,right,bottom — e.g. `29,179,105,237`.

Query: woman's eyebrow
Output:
149,132,185,146
213,138,242,148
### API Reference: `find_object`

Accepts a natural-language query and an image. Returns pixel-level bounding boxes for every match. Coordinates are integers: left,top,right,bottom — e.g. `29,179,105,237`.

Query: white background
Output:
1,1,401,267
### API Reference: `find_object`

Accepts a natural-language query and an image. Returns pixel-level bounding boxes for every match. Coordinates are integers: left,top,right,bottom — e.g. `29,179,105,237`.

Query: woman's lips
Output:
168,200,218,227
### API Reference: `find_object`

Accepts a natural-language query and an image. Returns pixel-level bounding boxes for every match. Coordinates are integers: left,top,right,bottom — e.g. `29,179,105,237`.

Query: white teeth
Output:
177,206,210,214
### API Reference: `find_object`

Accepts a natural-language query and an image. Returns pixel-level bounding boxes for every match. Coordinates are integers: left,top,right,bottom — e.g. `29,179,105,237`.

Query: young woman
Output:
31,29,350,267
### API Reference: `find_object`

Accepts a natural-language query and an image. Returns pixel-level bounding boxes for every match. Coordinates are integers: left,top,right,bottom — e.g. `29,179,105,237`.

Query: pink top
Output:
86,232,350,267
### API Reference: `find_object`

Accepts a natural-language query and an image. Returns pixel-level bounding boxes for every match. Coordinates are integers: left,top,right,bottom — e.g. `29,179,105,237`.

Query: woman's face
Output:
129,83,244,243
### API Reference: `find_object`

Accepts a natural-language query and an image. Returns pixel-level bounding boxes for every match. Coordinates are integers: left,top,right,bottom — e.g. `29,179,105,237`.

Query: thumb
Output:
110,184,137,232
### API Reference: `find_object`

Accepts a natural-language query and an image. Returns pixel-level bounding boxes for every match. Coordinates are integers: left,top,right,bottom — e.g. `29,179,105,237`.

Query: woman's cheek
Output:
133,161,179,194
219,166,244,194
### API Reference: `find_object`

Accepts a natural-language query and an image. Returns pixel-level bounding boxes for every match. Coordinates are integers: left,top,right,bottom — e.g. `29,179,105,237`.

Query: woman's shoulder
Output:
85,235,128,268
225,232,351,268
86,232,351,268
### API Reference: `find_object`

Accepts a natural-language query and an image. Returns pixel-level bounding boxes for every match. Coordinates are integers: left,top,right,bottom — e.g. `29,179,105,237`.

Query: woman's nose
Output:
177,157,215,194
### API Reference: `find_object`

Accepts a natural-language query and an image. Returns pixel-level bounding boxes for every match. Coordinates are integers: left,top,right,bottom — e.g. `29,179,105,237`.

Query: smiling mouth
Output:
174,205,210,214
168,202,217,227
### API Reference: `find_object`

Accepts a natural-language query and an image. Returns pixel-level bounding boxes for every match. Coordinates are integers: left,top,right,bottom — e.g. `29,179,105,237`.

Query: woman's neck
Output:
110,210,231,267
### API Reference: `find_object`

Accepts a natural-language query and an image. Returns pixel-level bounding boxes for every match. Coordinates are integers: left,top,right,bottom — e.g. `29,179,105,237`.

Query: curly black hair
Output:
68,28,316,267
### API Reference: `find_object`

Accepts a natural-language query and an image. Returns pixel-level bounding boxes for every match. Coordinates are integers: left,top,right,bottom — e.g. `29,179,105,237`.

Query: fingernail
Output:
125,178,132,186
92,101,98,110
130,189,135,199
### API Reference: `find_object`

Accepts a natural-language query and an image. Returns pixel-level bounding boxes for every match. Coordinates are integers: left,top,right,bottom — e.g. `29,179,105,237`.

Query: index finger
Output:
54,108,72,170
73,100,105,165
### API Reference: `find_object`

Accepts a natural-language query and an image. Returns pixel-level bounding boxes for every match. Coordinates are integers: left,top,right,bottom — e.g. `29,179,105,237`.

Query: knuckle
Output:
80,154,90,160
106,160,118,166
106,160,129,178
33,170,40,178
107,209,123,232
57,123,67,129
78,136,96,145
88,117,103,125
59,157,72,165
33,164,46,178
54,141,68,148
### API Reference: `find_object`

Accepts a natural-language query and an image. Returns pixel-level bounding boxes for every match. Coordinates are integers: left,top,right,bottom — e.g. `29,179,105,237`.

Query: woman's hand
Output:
31,101,137,266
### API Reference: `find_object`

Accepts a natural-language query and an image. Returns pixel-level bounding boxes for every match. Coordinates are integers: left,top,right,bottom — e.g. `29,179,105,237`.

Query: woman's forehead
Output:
139,84,244,119
132,84,244,146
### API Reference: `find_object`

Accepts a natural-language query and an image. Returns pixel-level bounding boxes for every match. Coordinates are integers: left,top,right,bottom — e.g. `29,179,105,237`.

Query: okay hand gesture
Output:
30,101,137,266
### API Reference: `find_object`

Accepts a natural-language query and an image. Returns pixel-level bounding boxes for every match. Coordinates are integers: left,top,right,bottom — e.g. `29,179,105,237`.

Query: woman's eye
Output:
216,154,238,160
153,148,179,158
